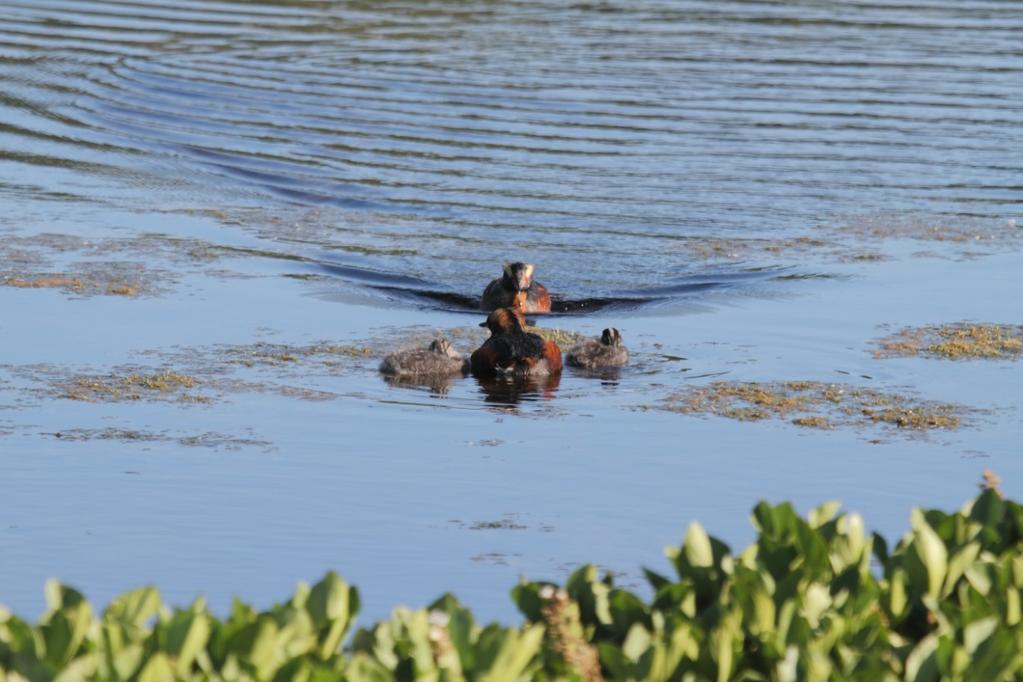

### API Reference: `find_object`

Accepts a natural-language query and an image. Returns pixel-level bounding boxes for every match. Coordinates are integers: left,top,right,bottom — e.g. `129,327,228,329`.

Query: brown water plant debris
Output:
525,326,586,346
4,275,85,291
792,415,832,429
371,324,582,357
469,552,520,566
667,215,1019,265
663,381,967,433
218,342,374,368
874,323,1023,360
470,518,528,531
61,370,206,403
834,214,1019,244
47,428,273,451
0,231,257,299
2,263,156,297
3,272,143,297
667,234,846,263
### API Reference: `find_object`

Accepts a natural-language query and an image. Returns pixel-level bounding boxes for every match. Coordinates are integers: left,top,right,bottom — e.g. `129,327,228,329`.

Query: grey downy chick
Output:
380,338,468,376
566,328,628,368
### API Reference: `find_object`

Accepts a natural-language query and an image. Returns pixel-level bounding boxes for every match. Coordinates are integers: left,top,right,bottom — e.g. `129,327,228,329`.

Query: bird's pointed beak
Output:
478,321,488,327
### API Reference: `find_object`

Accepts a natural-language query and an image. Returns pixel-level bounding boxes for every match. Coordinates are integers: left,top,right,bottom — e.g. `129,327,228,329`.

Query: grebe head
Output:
502,261,535,292
600,328,622,347
479,307,526,335
429,338,462,359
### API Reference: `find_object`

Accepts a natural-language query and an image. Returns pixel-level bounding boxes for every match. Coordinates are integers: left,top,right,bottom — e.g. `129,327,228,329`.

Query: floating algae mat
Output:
0,231,252,299
874,323,1023,360
525,326,586,346
664,215,1020,266
211,342,374,368
46,428,274,452
833,214,1020,245
662,381,969,433
1,264,153,297
41,341,375,405
60,371,206,404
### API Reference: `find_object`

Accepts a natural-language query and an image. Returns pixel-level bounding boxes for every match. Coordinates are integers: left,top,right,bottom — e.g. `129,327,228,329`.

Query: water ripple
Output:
1,0,1020,302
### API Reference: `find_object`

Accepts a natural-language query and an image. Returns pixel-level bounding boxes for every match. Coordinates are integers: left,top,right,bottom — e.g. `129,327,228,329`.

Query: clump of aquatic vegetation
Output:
372,324,583,352
218,342,374,368
670,234,848,264
875,323,1023,360
0,231,248,299
667,215,1020,266
3,482,1023,680
835,214,1020,244
17,336,409,409
47,428,273,452
662,381,966,432
2,270,144,297
61,371,206,403
524,325,587,347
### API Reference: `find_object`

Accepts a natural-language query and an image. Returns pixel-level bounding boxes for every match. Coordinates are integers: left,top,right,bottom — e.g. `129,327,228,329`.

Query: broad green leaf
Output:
1007,587,1021,625
942,542,980,598
683,522,714,568
963,617,997,654
103,586,160,637
345,653,393,682
306,573,357,658
40,583,93,668
162,609,211,675
509,582,546,622
904,633,940,682
229,616,280,679
597,641,631,679
477,625,543,682
969,628,1022,680
776,646,799,682
643,568,672,592
53,653,97,682
307,572,352,628
136,652,174,682
964,564,992,596
566,565,612,626
887,568,908,620
967,489,1004,529
807,501,841,529
622,623,651,662
911,510,948,599
801,583,831,628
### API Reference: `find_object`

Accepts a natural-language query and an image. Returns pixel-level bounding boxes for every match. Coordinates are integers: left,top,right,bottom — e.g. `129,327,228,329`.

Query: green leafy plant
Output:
3,480,1022,680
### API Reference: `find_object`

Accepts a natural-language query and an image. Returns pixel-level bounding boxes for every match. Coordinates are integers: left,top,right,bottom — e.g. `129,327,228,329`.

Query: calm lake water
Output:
1,0,1021,622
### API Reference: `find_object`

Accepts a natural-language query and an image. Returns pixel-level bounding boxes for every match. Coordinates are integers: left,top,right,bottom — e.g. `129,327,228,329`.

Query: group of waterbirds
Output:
379,262,627,384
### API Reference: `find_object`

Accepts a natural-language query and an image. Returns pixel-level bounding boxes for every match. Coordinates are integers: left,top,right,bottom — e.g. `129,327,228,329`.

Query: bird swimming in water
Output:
470,307,563,376
480,262,551,313
566,328,628,369
380,338,468,376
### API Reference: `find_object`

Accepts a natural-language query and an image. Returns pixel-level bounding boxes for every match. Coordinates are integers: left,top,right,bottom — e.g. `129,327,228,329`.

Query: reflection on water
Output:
474,372,562,406
567,367,623,384
381,371,463,396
